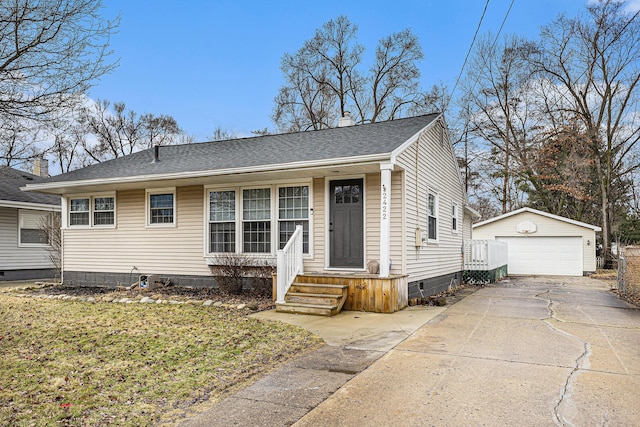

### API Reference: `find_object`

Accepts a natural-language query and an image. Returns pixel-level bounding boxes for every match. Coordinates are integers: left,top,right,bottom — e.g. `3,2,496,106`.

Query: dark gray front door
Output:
330,179,364,268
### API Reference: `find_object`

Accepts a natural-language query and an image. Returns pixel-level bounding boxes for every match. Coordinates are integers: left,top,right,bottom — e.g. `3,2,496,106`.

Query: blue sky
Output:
90,0,593,141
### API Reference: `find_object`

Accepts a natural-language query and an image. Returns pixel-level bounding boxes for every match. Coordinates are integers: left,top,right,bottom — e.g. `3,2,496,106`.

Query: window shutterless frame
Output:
145,188,176,227
67,193,115,228
427,190,438,242
204,180,313,258
18,209,52,247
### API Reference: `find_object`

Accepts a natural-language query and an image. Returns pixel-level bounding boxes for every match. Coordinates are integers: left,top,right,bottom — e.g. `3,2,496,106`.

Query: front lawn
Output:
0,294,322,426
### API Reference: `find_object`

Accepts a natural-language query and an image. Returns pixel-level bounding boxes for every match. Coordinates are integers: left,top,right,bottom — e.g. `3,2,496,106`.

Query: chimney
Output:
338,111,355,127
153,145,159,162
33,158,49,177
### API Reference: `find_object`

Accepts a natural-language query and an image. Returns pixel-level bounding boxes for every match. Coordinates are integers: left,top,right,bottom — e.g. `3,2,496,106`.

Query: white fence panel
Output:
464,240,508,271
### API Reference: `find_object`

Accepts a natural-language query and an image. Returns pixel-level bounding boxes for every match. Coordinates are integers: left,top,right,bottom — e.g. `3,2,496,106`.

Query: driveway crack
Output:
536,289,591,426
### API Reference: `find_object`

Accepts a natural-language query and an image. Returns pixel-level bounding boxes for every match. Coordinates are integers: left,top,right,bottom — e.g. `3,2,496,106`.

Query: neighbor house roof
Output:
473,207,602,231
0,166,61,209
24,114,439,193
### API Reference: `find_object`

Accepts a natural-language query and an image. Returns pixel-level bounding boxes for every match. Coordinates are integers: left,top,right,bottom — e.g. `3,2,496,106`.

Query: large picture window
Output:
209,190,236,253
243,188,271,253
278,186,309,253
19,210,51,246
206,183,311,256
428,191,438,241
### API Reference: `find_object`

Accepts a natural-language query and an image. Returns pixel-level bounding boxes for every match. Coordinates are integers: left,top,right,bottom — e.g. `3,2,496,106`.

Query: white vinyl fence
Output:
464,240,508,271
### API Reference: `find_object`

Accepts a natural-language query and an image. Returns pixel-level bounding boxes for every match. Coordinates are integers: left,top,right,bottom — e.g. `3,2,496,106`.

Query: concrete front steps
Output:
276,282,348,316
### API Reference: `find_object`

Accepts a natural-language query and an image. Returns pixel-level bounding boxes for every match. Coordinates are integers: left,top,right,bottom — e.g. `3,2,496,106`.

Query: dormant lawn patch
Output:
0,294,322,426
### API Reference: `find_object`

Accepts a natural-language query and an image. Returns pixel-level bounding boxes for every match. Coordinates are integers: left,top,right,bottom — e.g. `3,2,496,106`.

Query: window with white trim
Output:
428,191,438,241
93,197,115,226
452,202,458,233
147,189,175,226
209,190,236,253
19,210,51,246
69,195,115,227
69,198,90,226
278,185,309,253
242,188,271,253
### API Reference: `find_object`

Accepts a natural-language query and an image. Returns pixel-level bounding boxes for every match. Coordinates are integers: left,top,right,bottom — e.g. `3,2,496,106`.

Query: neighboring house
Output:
0,162,61,280
473,207,601,276
24,114,478,312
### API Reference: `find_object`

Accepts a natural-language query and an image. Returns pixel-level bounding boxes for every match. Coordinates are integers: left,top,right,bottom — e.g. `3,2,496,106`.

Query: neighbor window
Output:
19,210,51,246
452,203,458,233
428,191,438,241
69,198,90,226
243,188,271,253
209,190,236,253
147,189,175,225
68,194,116,227
278,185,309,253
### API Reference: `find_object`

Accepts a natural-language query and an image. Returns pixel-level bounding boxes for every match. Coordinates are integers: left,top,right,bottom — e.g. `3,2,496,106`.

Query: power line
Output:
491,0,516,50
446,0,491,110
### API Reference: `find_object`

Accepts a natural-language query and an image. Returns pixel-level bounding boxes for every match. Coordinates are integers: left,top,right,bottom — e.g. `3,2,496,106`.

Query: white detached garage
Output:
473,208,601,276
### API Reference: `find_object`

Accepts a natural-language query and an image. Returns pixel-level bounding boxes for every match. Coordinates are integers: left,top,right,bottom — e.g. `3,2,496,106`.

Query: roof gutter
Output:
0,200,61,211
23,153,391,194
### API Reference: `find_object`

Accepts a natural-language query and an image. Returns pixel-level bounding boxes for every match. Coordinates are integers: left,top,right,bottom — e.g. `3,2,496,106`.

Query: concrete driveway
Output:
295,276,640,426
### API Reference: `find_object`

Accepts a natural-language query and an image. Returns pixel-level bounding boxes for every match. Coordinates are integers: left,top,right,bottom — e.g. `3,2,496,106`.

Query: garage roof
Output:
473,207,602,231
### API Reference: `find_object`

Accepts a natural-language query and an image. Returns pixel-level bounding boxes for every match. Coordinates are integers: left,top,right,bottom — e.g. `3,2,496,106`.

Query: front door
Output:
330,179,364,268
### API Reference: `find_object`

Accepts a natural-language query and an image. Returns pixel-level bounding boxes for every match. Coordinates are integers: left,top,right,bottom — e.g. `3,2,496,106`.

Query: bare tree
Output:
80,100,182,163
39,212,62,280
0,0,119,122
0,119,44,168
530,0,640,264
460,33,538,213
273,16,441,132
209,126,237,141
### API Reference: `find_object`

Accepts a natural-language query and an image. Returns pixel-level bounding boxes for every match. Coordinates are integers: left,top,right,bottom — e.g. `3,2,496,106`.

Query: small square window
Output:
70,198,90,226
147,189,176,226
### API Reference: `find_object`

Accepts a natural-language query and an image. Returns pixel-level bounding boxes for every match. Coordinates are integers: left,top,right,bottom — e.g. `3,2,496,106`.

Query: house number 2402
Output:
382,184,388,220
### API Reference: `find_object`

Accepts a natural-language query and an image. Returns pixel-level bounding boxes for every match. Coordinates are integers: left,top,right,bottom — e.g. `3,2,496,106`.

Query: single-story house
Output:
24,113,478,312
0,161,61,280
472,207,601,276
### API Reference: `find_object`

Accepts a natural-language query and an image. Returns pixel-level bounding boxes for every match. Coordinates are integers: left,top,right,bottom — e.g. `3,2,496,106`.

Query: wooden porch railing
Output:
276,225,303,304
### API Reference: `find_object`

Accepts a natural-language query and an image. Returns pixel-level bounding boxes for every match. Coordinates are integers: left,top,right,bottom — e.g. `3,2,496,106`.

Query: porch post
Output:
380,162,393,277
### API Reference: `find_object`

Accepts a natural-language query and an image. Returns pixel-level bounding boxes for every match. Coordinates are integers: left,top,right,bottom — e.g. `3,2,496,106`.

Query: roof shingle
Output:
0,166,61,205
42,114,439,184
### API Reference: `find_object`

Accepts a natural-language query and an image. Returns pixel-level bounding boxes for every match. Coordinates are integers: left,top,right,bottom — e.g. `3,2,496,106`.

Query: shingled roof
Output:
0,166,60,206
40,114,439,184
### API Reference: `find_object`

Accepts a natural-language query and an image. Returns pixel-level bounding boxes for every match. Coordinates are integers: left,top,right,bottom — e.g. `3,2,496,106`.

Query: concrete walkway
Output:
178,292,457,427
179,277,640,426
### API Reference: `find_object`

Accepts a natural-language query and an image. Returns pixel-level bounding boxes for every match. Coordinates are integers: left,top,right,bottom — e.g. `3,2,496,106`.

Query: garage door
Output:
496,236,582,276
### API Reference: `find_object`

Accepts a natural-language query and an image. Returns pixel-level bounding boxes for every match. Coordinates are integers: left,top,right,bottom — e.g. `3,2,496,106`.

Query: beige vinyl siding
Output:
0,207,54,270
463,210,473,241
473,211,597,272
395,123,466,281
63,186,209,276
